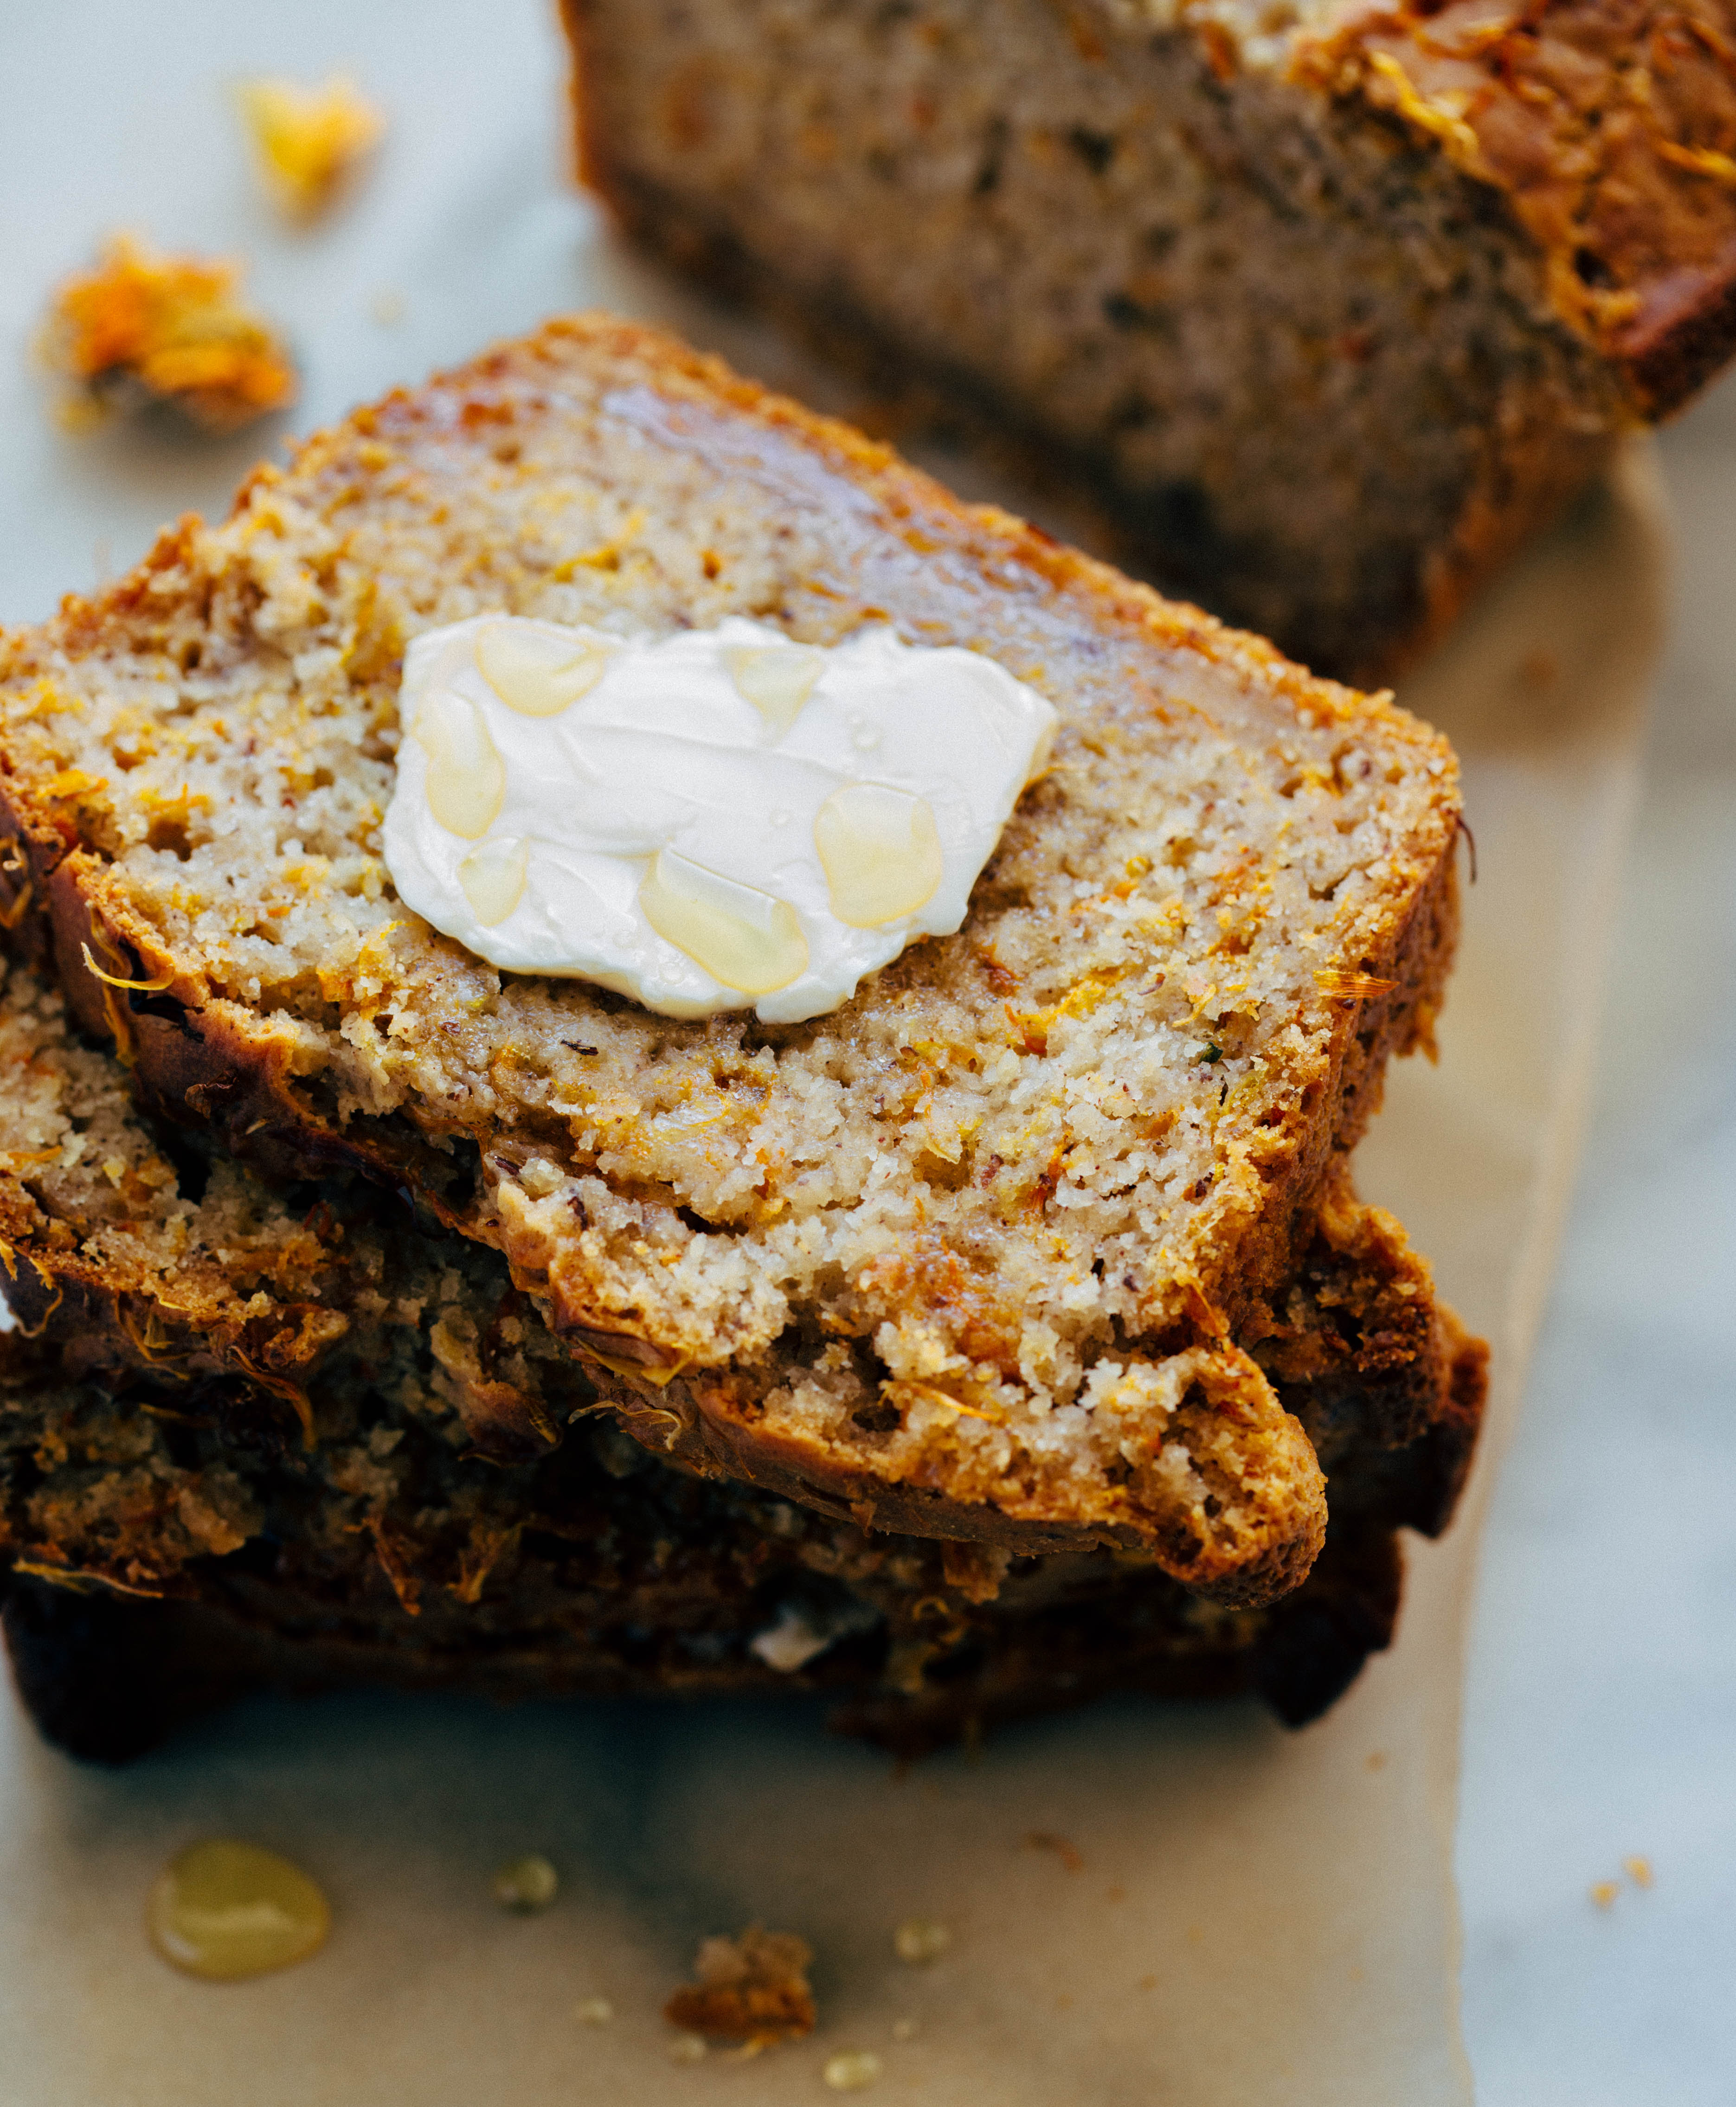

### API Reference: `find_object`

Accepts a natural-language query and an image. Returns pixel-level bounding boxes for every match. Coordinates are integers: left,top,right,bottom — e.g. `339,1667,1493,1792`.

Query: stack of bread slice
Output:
0,316,1484,1753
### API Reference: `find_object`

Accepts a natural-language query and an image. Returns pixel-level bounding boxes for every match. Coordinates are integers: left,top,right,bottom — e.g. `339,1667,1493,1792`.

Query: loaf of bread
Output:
564,0,1736,677
0,315,1464,1607
0,957,1481,1759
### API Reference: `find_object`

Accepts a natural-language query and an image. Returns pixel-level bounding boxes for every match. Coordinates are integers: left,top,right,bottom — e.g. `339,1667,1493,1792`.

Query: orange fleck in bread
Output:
0,315,1466,1607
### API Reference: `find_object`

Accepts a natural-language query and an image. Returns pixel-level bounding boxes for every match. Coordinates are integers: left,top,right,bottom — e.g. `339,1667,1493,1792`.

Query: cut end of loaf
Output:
566,0,1736,678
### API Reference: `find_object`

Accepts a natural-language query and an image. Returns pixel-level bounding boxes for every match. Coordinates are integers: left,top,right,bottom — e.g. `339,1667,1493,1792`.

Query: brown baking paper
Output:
0,437,1666,2107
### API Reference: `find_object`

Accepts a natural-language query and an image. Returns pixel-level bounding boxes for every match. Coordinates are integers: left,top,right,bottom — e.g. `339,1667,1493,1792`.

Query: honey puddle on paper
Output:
147,1838,330,1980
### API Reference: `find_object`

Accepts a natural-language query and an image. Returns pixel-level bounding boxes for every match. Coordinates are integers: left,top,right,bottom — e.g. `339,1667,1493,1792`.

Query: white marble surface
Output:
1456,376,1736,2104
0,3,1730,2098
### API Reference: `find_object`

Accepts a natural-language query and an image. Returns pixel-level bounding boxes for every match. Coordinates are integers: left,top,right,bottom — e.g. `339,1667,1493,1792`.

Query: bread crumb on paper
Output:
237,74,384,220
40,235,296,434
1624,1856,1654,1888
1589,1881,1619,1909
664,1924,816,2045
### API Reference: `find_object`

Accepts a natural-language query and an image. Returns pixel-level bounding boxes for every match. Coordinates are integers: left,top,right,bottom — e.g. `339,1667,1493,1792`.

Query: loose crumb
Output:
492,1853,559,1912
237,75,385,219
574,1997,614,2025
893,1916,952,1965
1624,1856,1654,1888
41,235,296,434
1590,1881,1619,1909
668,2033,708,2065
1365,1751,1388,1772
823,2050,883,2092
1026,1831,1083,1872
1138,1973,1157,1991
890,2017,918,2042
664,1924,816,2045
1106,1884,1126,1903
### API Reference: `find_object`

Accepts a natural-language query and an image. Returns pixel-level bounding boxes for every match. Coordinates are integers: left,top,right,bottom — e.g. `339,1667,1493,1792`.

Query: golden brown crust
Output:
1303,0,1736,412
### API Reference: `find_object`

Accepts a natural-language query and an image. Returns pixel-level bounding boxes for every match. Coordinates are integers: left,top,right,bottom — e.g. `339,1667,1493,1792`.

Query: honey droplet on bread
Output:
476,621,614,716
147,1839,330,1981
415,689,506,838
814,785,943,926
457,837,528,926
640,849,808,993
724,642,823,738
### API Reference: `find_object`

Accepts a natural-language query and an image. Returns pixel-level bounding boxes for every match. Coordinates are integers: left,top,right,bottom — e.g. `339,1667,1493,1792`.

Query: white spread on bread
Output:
383,615,1055,1021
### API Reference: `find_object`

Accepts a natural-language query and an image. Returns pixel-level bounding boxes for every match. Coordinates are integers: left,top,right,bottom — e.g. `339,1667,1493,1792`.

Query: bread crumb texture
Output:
0,316,1463,1600
664,1925,817,2043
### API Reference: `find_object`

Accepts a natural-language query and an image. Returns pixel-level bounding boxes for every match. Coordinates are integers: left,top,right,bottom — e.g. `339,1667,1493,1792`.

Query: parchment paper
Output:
0,3,1667,2098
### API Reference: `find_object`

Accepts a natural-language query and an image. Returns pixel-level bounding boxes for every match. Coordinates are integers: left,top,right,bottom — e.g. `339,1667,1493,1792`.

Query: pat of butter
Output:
383,615,1056,1022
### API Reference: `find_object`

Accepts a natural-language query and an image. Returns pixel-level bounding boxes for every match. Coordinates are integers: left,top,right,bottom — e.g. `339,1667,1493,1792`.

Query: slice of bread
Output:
0,315,1463,1604
0,957,1482,1757
565,0,1736,678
